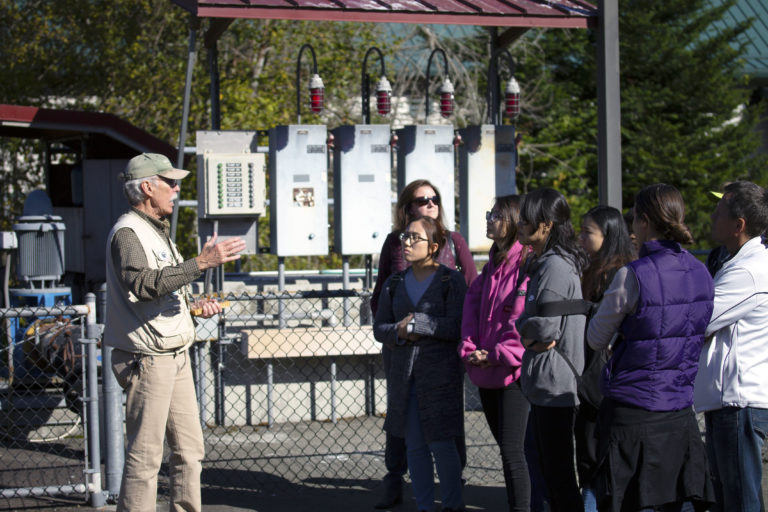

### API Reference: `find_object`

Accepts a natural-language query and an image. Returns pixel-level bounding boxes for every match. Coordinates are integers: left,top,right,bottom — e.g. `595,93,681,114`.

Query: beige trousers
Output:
112,348,204,512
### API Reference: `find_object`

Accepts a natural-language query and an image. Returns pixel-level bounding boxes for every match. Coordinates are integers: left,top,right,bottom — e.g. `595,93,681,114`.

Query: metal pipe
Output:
84,293,106,506
361,47,386,124
0,483,95,499
266,362,274,427
277,257,286,329
487,48,516,126
425,48,449,123
295,44,319,124
0,305,90,318
3,252,10,308
342,256,351,327
101,343,124,501
98,282,123,499
171,16,199,243
330,360,337,424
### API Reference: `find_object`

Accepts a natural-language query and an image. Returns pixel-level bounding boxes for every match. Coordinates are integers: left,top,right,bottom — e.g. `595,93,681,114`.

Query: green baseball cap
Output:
710,191,723,199
123,153,190,181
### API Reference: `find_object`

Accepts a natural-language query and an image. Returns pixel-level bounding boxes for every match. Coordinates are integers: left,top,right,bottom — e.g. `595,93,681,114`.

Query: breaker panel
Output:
458,124,517,252
201,152,266,217
269,125,329,256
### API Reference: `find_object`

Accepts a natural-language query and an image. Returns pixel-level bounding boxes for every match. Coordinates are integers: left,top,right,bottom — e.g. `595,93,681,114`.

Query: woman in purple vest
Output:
587,184,715,512
371,179,477,509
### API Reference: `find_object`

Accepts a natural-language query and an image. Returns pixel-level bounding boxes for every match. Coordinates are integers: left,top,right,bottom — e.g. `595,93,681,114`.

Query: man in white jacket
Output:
694,181,768,512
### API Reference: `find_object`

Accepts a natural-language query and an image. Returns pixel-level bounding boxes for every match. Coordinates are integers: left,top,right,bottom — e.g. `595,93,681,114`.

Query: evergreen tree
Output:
520,0,767,245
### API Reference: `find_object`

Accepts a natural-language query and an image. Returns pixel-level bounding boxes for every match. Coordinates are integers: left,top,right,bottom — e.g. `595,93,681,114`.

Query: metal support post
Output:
330,360,337,425
277,257,286,329
266,362,274,427
597,0,623,209
342,256,351,327
171,15,199,242
84,293,106,506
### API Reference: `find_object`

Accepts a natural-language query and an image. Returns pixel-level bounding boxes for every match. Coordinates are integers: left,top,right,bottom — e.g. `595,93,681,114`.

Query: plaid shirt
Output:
110,208,201,301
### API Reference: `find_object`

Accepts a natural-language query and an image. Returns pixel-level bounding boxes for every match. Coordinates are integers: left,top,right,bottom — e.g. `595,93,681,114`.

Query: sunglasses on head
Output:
157,175,178,188
411,195,440,207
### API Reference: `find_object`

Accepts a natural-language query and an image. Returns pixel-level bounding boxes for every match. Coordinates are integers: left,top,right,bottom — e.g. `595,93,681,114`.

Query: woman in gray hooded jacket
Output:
515,188,588,512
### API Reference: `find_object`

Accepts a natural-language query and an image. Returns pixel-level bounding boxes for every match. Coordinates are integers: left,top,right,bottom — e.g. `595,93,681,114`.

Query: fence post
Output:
98,283,124,499
85,293,107,506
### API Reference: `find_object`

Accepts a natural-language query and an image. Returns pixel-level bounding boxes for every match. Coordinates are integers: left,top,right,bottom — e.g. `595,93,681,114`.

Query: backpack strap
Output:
388,271,405,301
446,231,462,273
535,300,594,317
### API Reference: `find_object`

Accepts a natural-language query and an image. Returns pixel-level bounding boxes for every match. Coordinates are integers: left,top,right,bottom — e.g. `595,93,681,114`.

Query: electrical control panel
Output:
458,124,517,252
395,125,456,230
201,153,266,217
332,124,392,255
269,125,329,256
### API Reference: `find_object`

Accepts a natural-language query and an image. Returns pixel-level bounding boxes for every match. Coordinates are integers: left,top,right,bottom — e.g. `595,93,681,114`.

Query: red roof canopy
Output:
0,104,176,160
172,0,597,28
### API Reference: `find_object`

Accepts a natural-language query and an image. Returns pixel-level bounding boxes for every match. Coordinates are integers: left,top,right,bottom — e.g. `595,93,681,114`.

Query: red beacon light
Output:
376,76,392,116
309,73,325,114
504,76,520,119
439,77,455,118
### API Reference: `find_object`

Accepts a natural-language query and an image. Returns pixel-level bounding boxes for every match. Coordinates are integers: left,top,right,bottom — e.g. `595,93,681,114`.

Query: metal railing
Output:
1,286,502,509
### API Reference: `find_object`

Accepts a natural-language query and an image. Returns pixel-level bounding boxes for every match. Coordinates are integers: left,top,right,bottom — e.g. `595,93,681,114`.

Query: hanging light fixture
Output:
375,76,392,116
309,73,325,114
504,76,520,119
439,77,454,118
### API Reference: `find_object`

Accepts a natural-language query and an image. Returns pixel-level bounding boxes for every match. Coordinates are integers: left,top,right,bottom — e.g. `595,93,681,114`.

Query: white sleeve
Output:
587,266,638,350
706,266,761,337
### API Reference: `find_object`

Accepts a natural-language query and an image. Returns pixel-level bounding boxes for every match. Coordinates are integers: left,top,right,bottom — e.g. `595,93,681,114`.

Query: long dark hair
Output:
492,194,523,267
634,184,693,245
394,179,446,232
581,206,635,301
407,215,447,261
520,188,587,272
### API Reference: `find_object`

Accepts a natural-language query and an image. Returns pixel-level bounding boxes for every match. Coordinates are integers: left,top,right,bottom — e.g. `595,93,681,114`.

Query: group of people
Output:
102,152,768,512
373,178,768,512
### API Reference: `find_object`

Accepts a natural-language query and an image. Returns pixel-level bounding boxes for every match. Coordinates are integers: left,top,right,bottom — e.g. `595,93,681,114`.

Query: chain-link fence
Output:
0,303,95,510
189,288,502,496
0,285,505,509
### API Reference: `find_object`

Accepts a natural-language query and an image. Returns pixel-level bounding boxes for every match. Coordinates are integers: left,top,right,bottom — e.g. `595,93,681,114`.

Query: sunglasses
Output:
157,175,178,188
411,195,440,207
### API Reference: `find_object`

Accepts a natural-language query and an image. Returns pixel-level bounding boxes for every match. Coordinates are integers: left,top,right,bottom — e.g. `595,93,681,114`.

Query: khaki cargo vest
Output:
103,210,196,354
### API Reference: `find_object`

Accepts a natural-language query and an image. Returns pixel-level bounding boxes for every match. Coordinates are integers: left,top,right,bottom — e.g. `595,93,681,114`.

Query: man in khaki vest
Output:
104,153,245,511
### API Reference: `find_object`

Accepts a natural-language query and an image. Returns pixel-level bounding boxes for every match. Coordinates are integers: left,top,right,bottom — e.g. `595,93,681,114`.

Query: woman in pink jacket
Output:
459,195,530,512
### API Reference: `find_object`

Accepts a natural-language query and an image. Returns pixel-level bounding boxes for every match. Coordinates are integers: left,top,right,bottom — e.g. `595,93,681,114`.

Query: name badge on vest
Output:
154,248,171,263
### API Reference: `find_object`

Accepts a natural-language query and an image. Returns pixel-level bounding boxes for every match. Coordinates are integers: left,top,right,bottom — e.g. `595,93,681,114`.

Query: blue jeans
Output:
405,383,464,511
705,406,768,512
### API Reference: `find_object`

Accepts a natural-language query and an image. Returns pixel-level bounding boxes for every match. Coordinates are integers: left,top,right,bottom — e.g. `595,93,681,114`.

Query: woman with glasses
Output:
374,215,468,512
459,195,532,512
515,188,588,512
587,184,714,512
371,179,476,509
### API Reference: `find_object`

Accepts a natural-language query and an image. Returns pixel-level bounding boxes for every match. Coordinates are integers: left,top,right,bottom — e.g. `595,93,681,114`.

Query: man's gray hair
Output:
122,175,158,206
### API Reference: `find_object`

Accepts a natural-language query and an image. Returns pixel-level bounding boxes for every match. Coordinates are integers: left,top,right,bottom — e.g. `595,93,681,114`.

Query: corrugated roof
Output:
0,104,176,160
711,0,768,82
172,0,597,28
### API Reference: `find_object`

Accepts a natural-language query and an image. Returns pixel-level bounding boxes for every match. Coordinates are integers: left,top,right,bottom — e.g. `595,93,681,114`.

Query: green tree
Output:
0,1,393,269
518,0,768,245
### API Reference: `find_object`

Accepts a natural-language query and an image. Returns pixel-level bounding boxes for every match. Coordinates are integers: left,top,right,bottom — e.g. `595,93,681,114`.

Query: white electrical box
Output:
201,153,266,217
395,125,456,230
269,125,329,256
458,124,517,252
332,125,392,255
0,231,18,250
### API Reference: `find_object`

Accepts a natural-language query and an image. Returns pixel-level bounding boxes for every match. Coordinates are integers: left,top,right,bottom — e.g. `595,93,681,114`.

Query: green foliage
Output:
518,0,768,246
0,1,389,269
